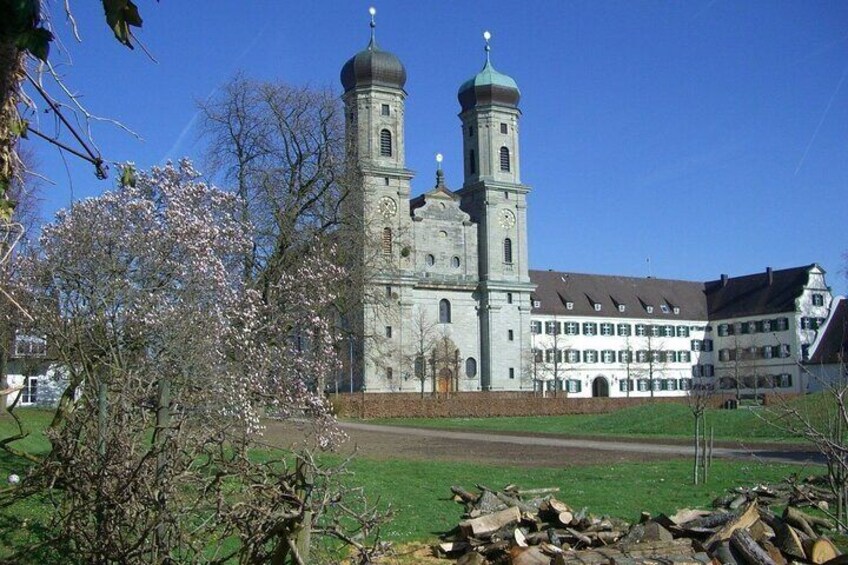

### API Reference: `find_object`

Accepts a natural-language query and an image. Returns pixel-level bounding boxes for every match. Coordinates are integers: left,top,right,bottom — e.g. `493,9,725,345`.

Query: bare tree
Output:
631,329,672,397
404,307,439,398
197,75,354,287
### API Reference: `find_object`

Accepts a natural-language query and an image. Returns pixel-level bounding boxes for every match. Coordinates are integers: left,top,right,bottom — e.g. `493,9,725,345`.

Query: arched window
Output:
382,227,393,255
439,299,451,324
499,146,510,172
425,254,435,267
451,256,460,268
503,238,513,263
469,149,476,175
465,357,477,378
380,129,392,157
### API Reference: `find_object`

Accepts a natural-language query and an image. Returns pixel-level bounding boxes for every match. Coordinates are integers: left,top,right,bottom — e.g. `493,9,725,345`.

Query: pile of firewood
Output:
433,480,843,565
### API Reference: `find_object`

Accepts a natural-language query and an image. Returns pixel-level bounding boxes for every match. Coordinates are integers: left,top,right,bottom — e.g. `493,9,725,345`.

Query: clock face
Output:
378,197,397,219
499,209,516,229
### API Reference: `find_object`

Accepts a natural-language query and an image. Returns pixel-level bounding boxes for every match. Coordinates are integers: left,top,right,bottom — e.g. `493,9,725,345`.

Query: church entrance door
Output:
592,376,609,398
437,368,452,393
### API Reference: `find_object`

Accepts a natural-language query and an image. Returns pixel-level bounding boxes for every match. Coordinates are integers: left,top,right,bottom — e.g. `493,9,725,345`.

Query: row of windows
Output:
717,318,789,336
718,374,793,389
420,240,512,266
620,378,692,392
691,365,715,377
800,317,826,330
533,348,694,364
404,356,478,380
535,300,682,316
424,254,462,268
718,344,791,361
532,321,696,338
14,335,47,358
467,123,511,137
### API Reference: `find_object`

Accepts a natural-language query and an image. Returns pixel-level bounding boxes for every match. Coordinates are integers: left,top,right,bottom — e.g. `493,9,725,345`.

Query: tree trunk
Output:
1,40,25,213
153,376,171,558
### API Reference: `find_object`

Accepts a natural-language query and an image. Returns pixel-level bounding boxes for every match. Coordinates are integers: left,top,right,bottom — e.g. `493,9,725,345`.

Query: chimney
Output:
766,267,773,286
720,274,728,288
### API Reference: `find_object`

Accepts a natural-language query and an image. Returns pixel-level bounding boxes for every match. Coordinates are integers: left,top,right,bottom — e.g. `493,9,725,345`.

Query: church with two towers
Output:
341,16,533,393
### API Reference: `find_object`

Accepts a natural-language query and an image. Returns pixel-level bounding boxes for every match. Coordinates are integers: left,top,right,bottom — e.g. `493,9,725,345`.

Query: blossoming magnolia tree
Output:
7,161,387,563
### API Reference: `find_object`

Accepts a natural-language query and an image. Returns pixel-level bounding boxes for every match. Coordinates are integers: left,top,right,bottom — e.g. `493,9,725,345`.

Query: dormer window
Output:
646,306,654,314
533,300,541,308
618,304,626,313
594,303,602,312
566,301,574,310
660,304,670,314
673,307,680,315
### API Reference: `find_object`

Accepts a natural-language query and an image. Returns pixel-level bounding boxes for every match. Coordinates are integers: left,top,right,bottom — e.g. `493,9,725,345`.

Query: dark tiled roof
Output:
529,270,708,320
809,297,847,365
704,265,813,319
530,265,816,321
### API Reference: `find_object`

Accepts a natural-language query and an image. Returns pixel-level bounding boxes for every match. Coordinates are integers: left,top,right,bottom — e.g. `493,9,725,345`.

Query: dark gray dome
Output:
341,40,407,92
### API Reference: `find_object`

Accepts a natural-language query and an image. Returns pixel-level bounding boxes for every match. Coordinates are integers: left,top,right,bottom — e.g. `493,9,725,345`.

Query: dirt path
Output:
263,420,823,468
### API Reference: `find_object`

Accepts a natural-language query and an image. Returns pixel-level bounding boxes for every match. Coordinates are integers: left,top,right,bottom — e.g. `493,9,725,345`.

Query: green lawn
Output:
343,456,810,542
366,401,822,443
0,408,824,548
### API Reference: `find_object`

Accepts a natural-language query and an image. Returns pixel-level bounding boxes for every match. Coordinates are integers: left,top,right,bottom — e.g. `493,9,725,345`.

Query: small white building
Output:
5,334,63,408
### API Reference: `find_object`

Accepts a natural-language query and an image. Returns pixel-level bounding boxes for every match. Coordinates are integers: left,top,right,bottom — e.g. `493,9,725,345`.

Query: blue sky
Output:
22,1,848,296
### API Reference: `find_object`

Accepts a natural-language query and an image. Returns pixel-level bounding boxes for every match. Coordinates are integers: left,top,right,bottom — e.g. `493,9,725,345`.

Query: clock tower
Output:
457,33,534,390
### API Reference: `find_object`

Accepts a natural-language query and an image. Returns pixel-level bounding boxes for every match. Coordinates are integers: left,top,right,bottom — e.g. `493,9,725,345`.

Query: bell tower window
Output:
380,129,393,157
382,227,393,255
504,238,513,264
469,149,476,175
499,147,510,172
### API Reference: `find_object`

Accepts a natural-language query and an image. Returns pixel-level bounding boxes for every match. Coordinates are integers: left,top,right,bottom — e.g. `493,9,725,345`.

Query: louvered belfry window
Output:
504,238,513,263
382,227,392,254
380,129,392,157
499,146,510,172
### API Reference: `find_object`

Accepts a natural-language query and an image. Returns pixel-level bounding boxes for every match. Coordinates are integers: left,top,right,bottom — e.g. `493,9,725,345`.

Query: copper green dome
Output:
458,56,520,112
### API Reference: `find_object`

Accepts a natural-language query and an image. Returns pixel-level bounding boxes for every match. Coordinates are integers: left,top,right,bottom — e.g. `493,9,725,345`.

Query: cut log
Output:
730,529,778,565
803,538,840,564
435,540,470,555
704,502,760,549
543,498,572,514
516,487,561,497
749,519,776,542
452,485,479,504
761,540,788,565
457,551,488,565
510,546,553,565
557,511,574,527
514,528,528,547
670,509,713,526
459,506,521,539
783,507,819,537
713,540,740,565
774,523,806,561
564,527,593,547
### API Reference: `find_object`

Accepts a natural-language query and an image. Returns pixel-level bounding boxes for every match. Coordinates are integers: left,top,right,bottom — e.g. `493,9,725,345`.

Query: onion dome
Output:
457,31,520,112
340,8,407,92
